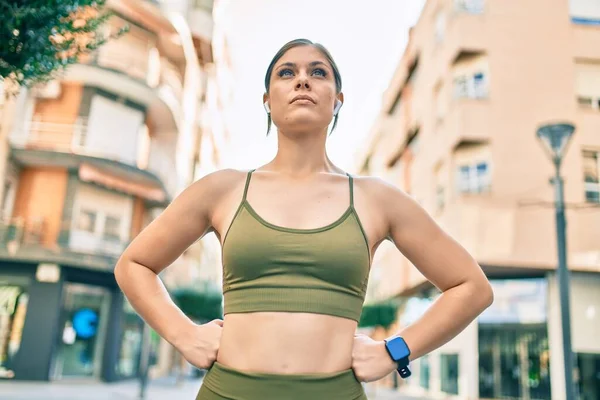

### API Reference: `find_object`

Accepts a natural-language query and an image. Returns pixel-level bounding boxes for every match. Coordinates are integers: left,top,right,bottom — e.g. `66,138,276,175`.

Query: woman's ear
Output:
263,93,270,113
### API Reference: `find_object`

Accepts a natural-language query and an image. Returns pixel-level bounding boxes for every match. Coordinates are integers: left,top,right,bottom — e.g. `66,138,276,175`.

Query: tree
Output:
171,282,224,324
358,300,401,329
0,0,126,92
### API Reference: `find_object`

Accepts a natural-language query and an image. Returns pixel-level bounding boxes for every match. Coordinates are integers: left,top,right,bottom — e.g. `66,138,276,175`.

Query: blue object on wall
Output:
72,308,98,339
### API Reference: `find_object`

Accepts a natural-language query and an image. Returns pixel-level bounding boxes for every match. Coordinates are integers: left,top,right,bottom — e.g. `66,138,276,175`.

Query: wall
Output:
12,168,68,246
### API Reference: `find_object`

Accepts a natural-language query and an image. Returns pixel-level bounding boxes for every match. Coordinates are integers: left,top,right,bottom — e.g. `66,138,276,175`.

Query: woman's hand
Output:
174,319,223,370
351,333,397,382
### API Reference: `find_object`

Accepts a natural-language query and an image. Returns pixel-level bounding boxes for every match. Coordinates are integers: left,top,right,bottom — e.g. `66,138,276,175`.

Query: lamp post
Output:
536,122,576,400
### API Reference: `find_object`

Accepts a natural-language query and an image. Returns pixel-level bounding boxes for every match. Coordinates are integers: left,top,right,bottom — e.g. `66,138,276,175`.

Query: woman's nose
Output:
295,76,310,90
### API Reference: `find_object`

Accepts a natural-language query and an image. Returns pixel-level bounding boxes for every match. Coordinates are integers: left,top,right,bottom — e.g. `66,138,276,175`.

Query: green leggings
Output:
196,361,368,400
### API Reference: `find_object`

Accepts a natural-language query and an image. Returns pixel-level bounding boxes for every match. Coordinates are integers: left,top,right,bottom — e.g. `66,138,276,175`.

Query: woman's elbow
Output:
477,278,494,310
114,255,131,289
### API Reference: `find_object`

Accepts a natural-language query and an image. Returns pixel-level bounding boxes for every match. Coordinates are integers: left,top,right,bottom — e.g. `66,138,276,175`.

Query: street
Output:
0,377,429,400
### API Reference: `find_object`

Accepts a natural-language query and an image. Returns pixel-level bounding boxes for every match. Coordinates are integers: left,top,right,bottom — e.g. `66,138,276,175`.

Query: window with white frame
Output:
70,185,133,255
457,161,490,193
455,0,485,14
77,209,97,233
575,62,600,110
569,0,600,24
103,215,122,241
583,150,600,203
454,72,488,99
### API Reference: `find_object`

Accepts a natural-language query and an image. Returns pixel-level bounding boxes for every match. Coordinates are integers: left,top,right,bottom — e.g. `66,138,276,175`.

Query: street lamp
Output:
536,122,576,400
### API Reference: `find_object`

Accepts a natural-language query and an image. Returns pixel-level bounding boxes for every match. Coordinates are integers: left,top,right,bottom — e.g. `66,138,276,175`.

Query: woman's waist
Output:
217,312,356,374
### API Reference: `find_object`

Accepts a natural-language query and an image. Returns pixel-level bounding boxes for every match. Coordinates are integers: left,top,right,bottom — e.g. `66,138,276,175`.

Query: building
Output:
0,0,207,382
357,0,600,399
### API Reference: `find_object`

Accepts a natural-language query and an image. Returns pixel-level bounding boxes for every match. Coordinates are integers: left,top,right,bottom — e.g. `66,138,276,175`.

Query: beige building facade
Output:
358,1,600,399
0,0,217,382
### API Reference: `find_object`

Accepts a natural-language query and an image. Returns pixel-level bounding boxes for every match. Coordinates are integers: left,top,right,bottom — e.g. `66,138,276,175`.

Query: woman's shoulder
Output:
351,174,412,205
188,168,252,198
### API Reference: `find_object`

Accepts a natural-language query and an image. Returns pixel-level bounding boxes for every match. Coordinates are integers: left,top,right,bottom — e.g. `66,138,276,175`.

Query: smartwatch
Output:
383,335,411,378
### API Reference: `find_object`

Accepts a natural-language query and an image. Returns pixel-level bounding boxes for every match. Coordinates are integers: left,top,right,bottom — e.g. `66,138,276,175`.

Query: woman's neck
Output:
268,128,339,177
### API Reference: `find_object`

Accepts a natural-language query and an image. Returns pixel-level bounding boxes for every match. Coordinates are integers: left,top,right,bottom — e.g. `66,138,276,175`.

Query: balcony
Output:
0,216,127,271
444,99,491,149
65,46,184,125
9,117,170,205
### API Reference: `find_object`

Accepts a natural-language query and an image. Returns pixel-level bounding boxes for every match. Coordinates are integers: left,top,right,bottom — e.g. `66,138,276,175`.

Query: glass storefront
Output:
52,283,111,379
116,299,143,378
576,352,600,400
478,278,551,399
0,279,29,379
420,354,430,389
441,353,459,395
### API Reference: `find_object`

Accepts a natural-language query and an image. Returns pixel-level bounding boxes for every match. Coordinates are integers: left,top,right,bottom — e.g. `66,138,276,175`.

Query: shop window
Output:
420,354,430,389
441,353,459,394
116,299,143,378
0,285,28,379
576,352,600,400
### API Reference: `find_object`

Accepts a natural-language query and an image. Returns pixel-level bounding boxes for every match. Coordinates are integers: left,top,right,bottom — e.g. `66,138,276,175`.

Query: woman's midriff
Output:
216,312,357,374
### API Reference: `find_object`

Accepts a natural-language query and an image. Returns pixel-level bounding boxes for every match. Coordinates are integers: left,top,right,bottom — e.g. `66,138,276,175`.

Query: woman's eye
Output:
278,69,293,77
313,68,327,77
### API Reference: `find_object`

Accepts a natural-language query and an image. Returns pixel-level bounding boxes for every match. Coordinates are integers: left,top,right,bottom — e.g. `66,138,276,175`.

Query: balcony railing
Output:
95,45,153,84
11,116,88,152
0,216,129,270
83,43,184,101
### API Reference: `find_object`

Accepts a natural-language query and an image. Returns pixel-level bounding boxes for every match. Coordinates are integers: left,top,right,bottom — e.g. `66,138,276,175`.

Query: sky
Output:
215,0,425,172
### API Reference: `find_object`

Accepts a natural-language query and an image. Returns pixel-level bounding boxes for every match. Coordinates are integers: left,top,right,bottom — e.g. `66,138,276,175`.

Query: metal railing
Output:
11,116,89,152
0,216,129,260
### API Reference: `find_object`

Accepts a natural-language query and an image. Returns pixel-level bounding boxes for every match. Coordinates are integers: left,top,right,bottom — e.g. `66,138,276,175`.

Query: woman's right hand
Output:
175,319,223,369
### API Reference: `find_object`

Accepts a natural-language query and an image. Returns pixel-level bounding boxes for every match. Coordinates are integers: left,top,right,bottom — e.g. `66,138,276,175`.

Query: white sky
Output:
217,0,425,172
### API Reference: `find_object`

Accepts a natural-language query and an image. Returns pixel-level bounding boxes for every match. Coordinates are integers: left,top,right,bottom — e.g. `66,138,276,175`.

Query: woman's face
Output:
265,45,343,134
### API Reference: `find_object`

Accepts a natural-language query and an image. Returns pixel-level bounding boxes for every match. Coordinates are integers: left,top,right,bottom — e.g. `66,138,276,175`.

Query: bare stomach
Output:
216,312,357,374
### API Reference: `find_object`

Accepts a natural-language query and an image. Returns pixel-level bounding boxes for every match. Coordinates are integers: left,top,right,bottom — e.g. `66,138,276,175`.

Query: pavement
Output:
0,376,431,400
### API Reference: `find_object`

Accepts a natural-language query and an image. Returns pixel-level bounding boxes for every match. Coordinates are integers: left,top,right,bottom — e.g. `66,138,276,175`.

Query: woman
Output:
115,39,494,400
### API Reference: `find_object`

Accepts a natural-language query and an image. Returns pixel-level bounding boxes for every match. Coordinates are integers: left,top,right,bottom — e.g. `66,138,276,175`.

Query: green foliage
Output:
0,0,126,89
358,300,400,329
171,282,224,324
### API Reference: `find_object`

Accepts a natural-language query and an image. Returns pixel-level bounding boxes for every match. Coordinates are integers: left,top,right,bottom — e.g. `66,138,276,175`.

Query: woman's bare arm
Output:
375,178,493,360
114,169,241,349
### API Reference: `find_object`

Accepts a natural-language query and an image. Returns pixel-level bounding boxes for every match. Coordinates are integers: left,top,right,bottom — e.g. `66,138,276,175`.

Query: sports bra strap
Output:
242,169,255,201
346,172,354,207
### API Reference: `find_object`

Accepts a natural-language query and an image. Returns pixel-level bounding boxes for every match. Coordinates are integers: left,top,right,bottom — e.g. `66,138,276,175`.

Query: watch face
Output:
387,337,410,360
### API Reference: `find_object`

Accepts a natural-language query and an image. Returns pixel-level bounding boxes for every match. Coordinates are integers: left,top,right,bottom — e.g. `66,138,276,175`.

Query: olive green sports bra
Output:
221,169,371,322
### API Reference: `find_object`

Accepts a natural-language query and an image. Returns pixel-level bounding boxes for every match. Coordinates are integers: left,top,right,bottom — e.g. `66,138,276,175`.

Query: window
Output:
441,354,459,394
77,210,97,232
576,353,600,400
454,72,488,99
455,0,484,14
583,150,600,203
458,162,490,193
103,215,121,241
570,0,600,24
420,355,430,389
575,62,600,110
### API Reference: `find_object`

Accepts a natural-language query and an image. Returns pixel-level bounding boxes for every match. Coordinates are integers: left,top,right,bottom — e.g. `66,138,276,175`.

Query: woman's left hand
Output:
351,333,398,382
